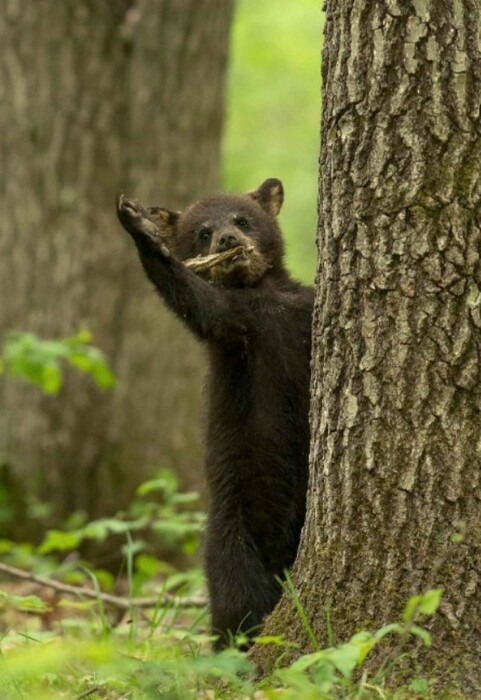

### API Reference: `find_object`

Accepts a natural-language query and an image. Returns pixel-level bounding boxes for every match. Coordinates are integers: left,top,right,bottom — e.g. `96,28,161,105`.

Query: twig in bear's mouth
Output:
184,245,254,272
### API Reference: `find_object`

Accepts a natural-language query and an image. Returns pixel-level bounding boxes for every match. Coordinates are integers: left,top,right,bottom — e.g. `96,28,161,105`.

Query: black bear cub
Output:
116,179,313,648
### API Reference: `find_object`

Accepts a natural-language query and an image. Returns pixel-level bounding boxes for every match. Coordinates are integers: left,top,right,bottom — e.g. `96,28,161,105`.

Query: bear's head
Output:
148,179,285,287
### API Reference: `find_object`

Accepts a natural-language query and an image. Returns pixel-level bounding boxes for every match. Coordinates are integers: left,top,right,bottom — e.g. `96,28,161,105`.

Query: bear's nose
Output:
217,232,239,252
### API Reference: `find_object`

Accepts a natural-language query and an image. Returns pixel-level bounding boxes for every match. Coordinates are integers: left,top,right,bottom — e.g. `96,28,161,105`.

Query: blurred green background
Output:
0,0,323,542
224,0,322,283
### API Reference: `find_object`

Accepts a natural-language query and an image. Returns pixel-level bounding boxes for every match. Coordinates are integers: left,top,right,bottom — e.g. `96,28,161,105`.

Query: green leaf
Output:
171,491,200,505
39,529,82,553
71,329,92,345
91,362,116,389
182,534,200,555
11,594,50,613
288,650,328,672
253,634,286,645
41,363,63,393
418,588,443,616
328,643,361,678
403,590,442,624
137,470,179,498
1,330,116,393
68,350,116,389
374,622,403,640
410,624,432,647
0,539,13,553
135,554,163,577
403,594,422,622
120,539,146,558
83,518,130,540
347,631,378,665
93,568,115,592
274,668,307,690
409,677,430,693
67,353,93,372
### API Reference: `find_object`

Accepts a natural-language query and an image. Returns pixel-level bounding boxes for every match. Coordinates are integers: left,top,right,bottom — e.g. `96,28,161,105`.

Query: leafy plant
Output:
0,329,116,394
269,586,443,699
38,468,205,563
0,591,50,615
0,583,446,699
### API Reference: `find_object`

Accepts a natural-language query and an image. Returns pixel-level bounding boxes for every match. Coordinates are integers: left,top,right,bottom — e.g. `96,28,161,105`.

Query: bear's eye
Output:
234,216,249,230
197,226,212,243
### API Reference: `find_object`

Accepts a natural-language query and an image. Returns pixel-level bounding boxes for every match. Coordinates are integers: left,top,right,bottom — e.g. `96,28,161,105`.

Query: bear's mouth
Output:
184,245,253,274
212,247,271,287
185,245,269,287
224,250,249,266
210,245,254,274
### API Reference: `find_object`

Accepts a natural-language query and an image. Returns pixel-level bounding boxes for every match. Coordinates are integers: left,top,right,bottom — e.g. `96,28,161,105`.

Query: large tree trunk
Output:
254,0,481,692
0,0,233,530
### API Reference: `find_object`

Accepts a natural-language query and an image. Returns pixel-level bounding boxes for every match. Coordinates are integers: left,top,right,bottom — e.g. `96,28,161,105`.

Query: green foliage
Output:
0,571,446,699
402,589,443,622
0,458,448,699
1,467,204,608
37,469,204,565
281,571,320,651
223,0,323,283
0,591,50,615
0,475,447,700
0,635,255,700
0,329,116,394
0,450,449,699
265,584,444,699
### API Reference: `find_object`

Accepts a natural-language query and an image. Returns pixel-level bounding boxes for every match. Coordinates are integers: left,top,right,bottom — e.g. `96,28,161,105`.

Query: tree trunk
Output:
253,0,481,692
0,0,233,530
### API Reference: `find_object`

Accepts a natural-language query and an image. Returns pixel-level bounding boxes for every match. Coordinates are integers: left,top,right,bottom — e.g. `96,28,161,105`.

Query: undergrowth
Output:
0,476,447,699
0,331,451,699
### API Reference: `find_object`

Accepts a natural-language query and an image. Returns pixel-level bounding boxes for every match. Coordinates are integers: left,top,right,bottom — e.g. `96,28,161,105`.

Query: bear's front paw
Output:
116,194,170,258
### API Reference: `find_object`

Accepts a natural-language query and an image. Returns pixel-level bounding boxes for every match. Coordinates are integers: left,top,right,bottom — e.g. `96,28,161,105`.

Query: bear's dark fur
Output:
116,179,313,648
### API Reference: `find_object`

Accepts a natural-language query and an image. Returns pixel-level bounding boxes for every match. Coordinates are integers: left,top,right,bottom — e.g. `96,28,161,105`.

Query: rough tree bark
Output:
253,0,481,692
0,0,234,529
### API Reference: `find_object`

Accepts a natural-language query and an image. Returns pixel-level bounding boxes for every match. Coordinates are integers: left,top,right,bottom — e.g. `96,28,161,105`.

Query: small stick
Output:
184,245,254,272
0,561,206,610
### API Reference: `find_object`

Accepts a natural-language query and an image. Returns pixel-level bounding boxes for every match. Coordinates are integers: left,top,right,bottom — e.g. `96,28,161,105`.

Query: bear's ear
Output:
146,207,181,241
247,178,284,217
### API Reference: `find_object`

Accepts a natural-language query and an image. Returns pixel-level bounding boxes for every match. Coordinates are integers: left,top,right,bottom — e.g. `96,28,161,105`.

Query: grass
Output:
0,486,452,699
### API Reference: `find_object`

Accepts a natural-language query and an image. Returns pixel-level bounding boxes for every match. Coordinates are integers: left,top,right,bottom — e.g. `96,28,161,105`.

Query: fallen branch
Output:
0,561,206,610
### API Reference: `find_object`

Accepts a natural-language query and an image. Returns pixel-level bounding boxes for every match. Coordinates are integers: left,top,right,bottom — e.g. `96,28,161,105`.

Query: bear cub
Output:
116,179,313,648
